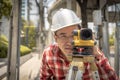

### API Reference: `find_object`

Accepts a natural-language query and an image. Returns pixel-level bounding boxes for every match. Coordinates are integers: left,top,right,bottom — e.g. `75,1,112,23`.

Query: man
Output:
40,8,119,80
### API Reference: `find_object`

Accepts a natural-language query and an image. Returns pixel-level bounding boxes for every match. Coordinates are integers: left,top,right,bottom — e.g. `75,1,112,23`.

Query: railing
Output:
0,53,32,80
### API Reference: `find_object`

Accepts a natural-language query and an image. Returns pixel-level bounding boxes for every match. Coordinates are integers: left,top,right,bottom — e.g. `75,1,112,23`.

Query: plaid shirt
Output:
40,44,119,80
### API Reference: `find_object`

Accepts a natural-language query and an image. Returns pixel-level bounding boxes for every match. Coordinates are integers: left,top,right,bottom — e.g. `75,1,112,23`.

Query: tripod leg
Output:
66,66,78,80
66,66,74,80
75,70,83,80
66,66,84,80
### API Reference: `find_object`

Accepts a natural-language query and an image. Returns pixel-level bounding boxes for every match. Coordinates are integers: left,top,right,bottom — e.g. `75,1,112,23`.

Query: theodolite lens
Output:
80,29,92,40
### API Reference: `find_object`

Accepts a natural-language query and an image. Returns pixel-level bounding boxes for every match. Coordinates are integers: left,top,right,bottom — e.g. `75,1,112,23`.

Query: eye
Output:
61,35,67,38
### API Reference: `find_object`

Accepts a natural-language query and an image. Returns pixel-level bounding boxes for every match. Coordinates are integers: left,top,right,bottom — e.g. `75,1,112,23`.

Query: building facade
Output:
21,0,28,20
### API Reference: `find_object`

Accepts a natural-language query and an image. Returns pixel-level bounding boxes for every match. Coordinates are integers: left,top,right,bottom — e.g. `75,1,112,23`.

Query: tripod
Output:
66,54,100,80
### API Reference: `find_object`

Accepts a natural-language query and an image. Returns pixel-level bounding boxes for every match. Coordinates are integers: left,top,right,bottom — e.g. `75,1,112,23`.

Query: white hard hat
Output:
51,8,81,32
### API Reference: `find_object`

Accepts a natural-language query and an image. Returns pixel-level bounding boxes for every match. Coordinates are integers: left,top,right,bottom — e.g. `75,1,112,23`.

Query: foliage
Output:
0,40,8,58
20,45,31,56
22,18,35,27
0,0,12,19
22,25,36,49
0,34,8,42
109,31,115,46
109,38,114,45
0,35,8,58
0,34,31,58
22,18,28,26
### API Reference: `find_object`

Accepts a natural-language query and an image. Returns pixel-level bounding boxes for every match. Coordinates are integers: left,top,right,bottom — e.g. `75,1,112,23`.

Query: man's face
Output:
54,25,78,56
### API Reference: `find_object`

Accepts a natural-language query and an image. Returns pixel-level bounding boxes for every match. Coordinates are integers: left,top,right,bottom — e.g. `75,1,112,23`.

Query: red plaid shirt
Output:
40,44,119,80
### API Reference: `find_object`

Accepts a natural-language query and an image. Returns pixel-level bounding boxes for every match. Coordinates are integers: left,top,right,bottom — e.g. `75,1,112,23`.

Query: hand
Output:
93,46,102,56
92,46,103,60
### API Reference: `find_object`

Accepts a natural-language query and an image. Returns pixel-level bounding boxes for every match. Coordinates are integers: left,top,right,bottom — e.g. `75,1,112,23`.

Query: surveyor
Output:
40,8,119,80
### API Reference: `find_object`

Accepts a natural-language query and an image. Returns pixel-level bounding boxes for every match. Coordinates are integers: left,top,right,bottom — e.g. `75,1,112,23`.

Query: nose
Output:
69,36,73,41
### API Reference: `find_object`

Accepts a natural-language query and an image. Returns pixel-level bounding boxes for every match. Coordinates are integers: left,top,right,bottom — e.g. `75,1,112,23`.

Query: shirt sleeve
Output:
95,48,119,80
40,50,53,80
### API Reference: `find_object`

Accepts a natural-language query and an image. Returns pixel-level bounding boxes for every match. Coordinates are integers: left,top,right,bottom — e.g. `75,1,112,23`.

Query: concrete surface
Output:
19,53,41,80
1,52,41,80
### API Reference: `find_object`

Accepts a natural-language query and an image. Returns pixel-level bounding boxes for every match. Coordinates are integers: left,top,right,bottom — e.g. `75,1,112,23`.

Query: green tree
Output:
0,0,12,19
21,19,37,49
22,18,28,26
28,26,36,48
22,25,36,49
109,30,115,46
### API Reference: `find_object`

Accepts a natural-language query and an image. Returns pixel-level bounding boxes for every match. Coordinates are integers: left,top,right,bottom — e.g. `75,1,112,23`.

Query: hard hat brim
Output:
51,21,81,32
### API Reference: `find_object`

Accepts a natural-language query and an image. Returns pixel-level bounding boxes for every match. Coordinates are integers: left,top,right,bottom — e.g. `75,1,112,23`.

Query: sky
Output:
47,0,56,7
30,0,56,29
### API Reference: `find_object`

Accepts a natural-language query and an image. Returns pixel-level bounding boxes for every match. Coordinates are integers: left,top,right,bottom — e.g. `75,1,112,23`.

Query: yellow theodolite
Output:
66,28,100,80
72,28,94,47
